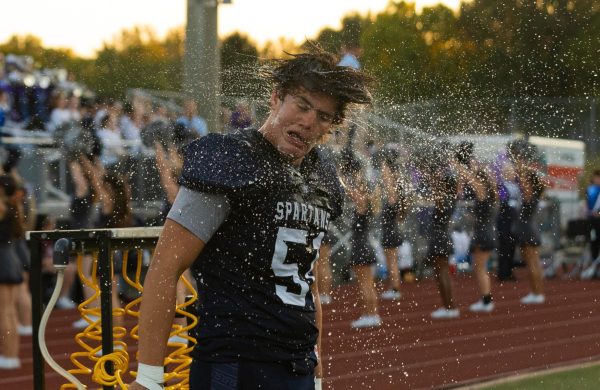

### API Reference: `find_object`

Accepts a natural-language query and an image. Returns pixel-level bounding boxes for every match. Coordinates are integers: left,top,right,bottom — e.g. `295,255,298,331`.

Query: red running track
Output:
1,269,599,389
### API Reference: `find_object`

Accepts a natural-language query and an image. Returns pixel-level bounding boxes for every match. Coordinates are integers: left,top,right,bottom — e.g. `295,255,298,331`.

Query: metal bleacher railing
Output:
0,125,165,222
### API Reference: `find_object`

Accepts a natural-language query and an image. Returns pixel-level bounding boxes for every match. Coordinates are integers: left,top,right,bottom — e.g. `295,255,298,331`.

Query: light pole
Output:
183,0,231,133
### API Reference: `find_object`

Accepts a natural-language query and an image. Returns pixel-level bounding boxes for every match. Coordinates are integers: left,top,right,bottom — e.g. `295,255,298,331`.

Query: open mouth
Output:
287,130,308,148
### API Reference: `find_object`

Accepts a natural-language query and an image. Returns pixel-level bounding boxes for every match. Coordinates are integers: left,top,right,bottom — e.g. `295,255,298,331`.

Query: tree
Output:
458,0,600,98
361,2,429,102
83,26,184,98
0,34,76,70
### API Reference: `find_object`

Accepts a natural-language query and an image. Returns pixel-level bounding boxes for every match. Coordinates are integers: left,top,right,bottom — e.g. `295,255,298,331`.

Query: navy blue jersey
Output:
179,129,344,365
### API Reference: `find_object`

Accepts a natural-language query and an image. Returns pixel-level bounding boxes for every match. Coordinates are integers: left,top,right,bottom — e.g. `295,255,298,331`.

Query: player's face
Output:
262,88,338,166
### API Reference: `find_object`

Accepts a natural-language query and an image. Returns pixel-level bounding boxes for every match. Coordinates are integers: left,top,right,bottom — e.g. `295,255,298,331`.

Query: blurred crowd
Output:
0,53,256,156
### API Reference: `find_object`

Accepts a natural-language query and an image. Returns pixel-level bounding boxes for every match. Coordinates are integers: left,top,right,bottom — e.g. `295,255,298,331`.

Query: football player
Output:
130,51,371,390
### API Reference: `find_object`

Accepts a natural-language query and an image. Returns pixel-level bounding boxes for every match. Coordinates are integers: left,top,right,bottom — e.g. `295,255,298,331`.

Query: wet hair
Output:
507,139,538,163
269,50,372,124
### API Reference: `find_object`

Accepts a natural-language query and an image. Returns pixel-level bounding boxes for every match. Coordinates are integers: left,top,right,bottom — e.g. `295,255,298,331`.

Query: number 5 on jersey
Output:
271,227,324,306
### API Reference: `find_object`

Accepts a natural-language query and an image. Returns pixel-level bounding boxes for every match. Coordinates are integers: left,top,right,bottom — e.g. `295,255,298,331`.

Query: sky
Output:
1,0,461,58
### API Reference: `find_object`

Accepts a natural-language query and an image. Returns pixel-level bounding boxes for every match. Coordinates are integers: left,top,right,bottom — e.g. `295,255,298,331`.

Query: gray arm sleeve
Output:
166,186,231,242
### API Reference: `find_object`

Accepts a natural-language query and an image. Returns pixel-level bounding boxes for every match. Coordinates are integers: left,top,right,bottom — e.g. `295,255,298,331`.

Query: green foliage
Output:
457,0,600,98
362,2,430,102
483,363,600,390
83,26,184,98
1,0,598,106
0,34,76,69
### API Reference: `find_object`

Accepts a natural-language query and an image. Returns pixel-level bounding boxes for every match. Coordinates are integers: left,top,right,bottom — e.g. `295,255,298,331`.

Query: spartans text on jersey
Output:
275,201,331,230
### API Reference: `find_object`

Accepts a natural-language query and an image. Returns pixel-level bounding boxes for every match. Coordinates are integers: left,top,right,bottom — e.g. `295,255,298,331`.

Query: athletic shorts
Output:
470,228,496,252
189,359,315,390
427,230,453,258
0,242,24,285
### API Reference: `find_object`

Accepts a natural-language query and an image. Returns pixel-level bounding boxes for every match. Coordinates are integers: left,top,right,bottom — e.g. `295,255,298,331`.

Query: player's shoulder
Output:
182,131,253,161
179,130,261,194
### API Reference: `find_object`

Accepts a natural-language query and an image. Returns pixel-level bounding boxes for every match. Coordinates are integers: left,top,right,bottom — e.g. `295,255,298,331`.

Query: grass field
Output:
481,364,600,389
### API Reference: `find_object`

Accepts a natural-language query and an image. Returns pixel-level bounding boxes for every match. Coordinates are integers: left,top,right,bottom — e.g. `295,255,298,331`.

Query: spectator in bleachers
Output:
96,112,125,167
119,101,143,155
229,100,253,131
66,93,82,123
0,89,9,128
120,101,143,142
93,97,108,128
176,98,208,137
46,90,72,133
148,103,169,127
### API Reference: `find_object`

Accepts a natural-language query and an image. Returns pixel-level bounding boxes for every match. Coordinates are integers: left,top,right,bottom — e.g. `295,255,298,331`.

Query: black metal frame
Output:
28,227,162,390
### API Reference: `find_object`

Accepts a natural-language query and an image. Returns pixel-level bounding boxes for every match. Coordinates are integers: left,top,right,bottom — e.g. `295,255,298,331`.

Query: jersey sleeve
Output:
167,186,231,242
178,134,260,195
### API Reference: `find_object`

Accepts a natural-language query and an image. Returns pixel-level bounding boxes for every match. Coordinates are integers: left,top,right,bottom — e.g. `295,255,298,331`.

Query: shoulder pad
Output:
178,133,260,194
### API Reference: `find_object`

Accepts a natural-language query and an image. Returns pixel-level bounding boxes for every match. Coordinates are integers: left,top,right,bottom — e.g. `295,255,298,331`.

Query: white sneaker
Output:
520,293,545,305
56,297,77,309
381,289,402,300
17,325,33,336
319,294,332,305
351,315,382,328
469,300,495,313
0,356,21,369
430,307,460,319
73,315,99,329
